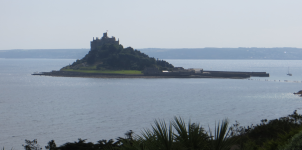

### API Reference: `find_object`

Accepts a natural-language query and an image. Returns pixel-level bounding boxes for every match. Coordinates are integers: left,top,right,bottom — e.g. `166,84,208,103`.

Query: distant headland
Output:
32,32,269,79
2,47,302,60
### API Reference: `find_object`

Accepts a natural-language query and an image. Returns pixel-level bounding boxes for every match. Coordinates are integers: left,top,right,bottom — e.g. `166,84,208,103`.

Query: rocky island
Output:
33,32,269,79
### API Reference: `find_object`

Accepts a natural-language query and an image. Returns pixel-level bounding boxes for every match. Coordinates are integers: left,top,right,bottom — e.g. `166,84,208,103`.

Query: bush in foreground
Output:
20,110,302,150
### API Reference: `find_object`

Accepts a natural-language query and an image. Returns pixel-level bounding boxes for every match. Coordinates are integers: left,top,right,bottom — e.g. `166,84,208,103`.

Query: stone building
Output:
143,67,161,75
90,32,119,49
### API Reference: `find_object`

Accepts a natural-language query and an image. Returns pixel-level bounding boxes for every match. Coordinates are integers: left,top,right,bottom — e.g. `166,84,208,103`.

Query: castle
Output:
90,32,119,49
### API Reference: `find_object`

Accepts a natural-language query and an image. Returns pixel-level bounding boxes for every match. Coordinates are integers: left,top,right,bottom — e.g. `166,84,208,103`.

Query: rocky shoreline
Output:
294,90,302,97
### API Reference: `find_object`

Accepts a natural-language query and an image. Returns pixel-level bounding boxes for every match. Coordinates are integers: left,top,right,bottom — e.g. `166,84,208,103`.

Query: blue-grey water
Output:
1,59,302,149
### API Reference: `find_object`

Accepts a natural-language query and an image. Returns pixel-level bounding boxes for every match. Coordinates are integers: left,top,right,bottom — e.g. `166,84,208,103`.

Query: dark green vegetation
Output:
60,69,143,75
61,44,173,73
19,111,302,150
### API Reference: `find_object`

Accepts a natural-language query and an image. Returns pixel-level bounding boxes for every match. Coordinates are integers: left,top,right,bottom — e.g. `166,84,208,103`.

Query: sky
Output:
1,0,302,50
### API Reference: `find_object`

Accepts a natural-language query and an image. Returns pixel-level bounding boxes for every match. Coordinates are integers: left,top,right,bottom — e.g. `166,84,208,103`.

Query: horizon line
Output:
1,47,302,51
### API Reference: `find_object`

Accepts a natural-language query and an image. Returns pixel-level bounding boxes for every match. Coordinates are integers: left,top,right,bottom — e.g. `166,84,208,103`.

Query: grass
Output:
61,69,143,75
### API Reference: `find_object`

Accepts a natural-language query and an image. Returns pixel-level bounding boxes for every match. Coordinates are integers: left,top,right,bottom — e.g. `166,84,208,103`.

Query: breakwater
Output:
204,71,269,77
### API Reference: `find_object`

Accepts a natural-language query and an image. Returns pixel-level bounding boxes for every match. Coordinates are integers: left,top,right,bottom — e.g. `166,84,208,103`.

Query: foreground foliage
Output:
279,130,302,150
20,111,302,150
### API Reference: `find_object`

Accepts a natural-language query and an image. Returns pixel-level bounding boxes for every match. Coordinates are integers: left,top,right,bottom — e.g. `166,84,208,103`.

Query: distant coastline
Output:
139,47,302,60
1,47,302,60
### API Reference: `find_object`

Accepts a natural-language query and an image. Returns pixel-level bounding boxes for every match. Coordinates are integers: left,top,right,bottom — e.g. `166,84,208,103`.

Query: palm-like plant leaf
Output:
172,116,210,150
152,119,174,150
209,119,236,150
138,119,174,150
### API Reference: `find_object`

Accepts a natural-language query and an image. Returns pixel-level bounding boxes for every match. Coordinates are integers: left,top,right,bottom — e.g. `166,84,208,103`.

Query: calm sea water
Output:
1,58,302,149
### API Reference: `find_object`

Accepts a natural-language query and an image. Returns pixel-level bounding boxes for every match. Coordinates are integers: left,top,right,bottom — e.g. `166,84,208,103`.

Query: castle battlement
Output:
91,32,119,49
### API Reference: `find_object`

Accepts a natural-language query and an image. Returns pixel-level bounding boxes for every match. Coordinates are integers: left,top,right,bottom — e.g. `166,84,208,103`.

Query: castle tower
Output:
103,32,108,38
90,32,119,50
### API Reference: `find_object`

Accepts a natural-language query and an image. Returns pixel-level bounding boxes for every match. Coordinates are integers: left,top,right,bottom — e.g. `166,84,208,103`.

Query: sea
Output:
1,58,302,149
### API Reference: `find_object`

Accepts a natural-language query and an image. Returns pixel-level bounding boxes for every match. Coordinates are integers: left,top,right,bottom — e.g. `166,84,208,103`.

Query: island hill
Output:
33,32,269,78
60,32,174,75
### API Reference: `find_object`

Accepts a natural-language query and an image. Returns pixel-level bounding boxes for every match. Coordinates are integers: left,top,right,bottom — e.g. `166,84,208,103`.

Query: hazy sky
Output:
1,0,302,50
